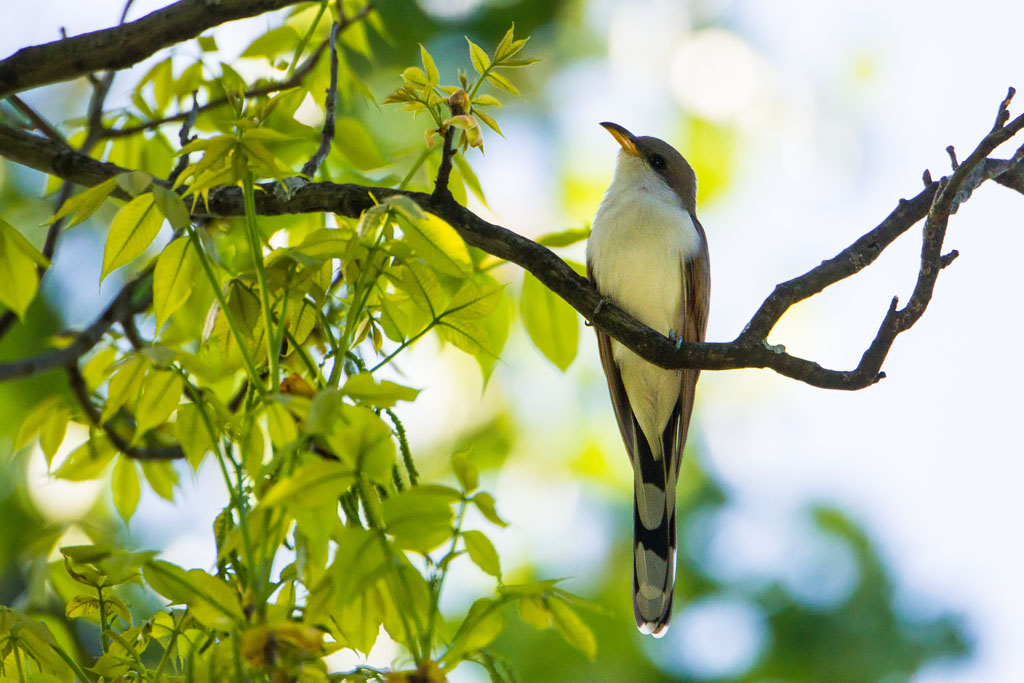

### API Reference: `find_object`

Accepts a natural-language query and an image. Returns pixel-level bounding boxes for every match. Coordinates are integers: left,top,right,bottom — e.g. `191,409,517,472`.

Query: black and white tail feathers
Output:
631,401,682,636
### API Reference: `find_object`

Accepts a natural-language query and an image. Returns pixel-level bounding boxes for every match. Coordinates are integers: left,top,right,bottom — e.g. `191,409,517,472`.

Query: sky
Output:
4,1,1024,680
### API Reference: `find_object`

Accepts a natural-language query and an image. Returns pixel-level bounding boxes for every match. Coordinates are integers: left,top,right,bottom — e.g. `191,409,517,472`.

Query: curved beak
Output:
600,121,639,156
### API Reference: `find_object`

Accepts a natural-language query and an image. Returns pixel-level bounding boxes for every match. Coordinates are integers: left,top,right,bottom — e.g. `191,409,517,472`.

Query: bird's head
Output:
600,121,697,214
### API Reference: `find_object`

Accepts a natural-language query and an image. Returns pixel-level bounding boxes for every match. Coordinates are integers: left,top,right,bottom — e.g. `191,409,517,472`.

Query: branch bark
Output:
0,0,305,98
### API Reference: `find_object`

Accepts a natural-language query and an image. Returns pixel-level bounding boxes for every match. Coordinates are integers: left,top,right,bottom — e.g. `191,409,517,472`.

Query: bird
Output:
586,122,710,637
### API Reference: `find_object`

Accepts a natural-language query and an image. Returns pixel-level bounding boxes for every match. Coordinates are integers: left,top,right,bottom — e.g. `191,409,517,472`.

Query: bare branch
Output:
300,23,340,179
0,0,306,99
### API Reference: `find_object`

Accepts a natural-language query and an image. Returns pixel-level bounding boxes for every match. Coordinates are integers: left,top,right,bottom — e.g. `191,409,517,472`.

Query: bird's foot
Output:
669,329,683,349
592,297,610,320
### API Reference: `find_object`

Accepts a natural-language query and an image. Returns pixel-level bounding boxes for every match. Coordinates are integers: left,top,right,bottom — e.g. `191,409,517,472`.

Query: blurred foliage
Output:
0,0,969,682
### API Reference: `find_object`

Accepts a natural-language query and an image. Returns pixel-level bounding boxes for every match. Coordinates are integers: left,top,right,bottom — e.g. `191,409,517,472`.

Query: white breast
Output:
587,152,702,455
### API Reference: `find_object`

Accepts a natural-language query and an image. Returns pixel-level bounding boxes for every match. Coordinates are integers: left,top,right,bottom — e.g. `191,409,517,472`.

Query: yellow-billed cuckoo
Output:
586,122,710,637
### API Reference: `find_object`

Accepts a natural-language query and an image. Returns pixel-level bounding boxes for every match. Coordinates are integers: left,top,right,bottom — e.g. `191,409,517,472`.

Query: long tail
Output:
631,406,679,637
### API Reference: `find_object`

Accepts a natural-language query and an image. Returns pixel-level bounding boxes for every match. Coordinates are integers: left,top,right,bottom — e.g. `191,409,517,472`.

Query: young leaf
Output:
134,370,184,436
463,529,501,578
420,44,439,87
471,492,508,528
112,457,140,522
154,237,200,329
466,38,491,74
451,450,478,493
47,177,119,227
141,460,178,501
444,598,503,664
521,271,579,371
382,485,457,553
0,219,46,319
144,560,245,630
396,212,473,277
261,460,356,508
485,71,520,97
101,193,165,281
342,373,420,408
549,598,597,659
474,109,503,137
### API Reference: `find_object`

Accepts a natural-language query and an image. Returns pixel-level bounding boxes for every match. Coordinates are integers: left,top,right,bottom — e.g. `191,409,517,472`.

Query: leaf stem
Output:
242,170,279,393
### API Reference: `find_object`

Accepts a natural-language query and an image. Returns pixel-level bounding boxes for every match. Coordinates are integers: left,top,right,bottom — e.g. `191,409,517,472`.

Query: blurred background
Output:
2,0,1023,680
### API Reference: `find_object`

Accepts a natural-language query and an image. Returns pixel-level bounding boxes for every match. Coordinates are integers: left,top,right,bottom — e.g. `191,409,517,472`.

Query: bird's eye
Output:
649,154,666,170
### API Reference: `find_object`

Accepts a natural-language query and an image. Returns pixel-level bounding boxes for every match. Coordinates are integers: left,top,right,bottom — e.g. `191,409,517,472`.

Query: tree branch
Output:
0,0,306,98
300,22,340,179
67,363,185,461
1,96,1023,390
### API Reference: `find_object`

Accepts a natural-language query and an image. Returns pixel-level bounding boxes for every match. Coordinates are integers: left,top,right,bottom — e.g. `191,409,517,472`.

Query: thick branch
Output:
2,99,1023,390
0,0,305,98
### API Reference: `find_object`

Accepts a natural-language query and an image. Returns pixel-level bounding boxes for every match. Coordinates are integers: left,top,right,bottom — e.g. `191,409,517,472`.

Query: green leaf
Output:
463,529,500,578
549,598,597,659
144,560,244,630
154,237,200,329
519,595,552,629
54,437,116,481
175,403,214,470
452,153,487,206
444,598,503,663
101,193,165,281
471,94,503,108
117,170,154,197
467,38,491,75
0,219,45,319
395,212,473,278
141,460,178,501
495,25,517,61
474,108,503,137
521,271,579,371
401,66,429,91
240,25,299,59
451,451,478,493
261,460,356,508
485,71,520,97
382,485,458,553
334,117,387,170
103,355,150,421
16,396,64,450
112,457,140,522
265,401,298,449
315,404,395,484
48,177,119,227
420,44,439,87
134,370,183,436
197,34,218,52
472,492,508,528
152,184,191,229
342,373,420,408
536,226,590,248
38,402,71,466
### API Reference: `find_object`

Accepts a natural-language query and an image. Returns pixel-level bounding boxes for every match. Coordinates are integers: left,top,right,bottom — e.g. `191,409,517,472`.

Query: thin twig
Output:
66,364,185,461
300,22,340,178
168,93,199,185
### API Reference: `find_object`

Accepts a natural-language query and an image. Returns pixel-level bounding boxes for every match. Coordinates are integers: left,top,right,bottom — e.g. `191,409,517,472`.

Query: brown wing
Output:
587,262,639,466
669,216,710,488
